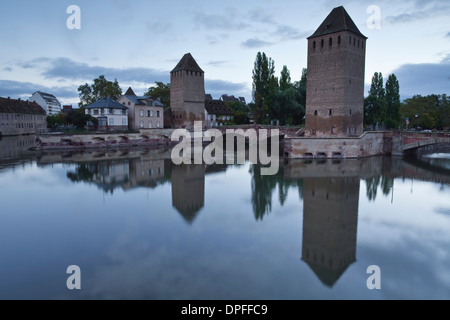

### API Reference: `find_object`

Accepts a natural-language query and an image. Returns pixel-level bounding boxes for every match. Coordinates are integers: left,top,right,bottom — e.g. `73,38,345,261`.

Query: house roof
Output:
171,53,204,73
205,100,234,116
85,98,128,110
0,97,46,115
32,91,61,104
124,87,136,96
308,6,367,39
122,94,164,107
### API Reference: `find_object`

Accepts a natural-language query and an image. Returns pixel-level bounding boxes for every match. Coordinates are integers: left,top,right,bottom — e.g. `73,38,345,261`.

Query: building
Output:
170,53,206,129
205,100,234,128
220,94,246,105
117,87,164,130
84,98,128,131
305,6,367,137
62,105,73,115
0,97,47,136
29,91,62,116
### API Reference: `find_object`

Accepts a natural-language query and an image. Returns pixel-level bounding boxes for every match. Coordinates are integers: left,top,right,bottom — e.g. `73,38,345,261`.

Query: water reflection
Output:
301,177,359,287
1,135,449,296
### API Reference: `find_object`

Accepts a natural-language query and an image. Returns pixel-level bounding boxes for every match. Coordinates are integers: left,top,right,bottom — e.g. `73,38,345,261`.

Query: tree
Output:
65,109,95,129
46,113,66,128
252,52,276,124
233,111,250,125
78,75,122,107
365,72,387,128
145,82,170,108
385,74,401,129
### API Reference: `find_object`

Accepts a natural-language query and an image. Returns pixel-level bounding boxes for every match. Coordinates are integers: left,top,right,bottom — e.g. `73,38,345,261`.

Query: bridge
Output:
392,132,450,156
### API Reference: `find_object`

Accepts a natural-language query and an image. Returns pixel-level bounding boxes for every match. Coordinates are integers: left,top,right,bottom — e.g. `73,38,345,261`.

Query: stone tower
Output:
305,6,367,137
170,53,205,129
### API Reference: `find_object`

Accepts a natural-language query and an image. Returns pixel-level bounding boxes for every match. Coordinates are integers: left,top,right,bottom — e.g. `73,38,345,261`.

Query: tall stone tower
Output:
305,6,367,137
170,53,205,129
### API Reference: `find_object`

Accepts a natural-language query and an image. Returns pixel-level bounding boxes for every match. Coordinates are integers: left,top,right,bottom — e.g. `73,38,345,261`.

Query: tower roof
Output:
308,6,367,39
124,87,136,96
171,53,204,73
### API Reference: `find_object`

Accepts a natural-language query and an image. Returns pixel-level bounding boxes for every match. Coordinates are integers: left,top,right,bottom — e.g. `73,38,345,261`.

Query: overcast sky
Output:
0,0,449,106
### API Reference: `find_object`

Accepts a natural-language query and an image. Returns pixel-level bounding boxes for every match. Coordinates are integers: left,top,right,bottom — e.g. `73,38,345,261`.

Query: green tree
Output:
145,82,170,108
78,75,122,107
233,110,250,125
385,74,401,129
46,113,66,128
252,52,276,124
65,109,95,129
365,72,387,128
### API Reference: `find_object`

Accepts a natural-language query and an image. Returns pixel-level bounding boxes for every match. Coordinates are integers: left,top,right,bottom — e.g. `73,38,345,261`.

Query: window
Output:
313,41,316,50
94,109,99,115
148,101,153,107
147,110,151,117
101,108,105,115
321,39,324,48
329,109,333,116
329,37,332,47
157,111,160,117
350,109,352,115
128,102,131,106
156,121,160,128
314,110,318,116
140,121,144,128
150,111,154,117
148,121,152,128
122,118,127,126
109,108,114,115
122,109,127,115
109,118,114,126
140,110,144,117
338,36,341,46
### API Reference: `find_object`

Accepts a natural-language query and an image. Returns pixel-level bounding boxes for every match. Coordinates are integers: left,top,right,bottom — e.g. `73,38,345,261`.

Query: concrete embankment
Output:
35,129,176,150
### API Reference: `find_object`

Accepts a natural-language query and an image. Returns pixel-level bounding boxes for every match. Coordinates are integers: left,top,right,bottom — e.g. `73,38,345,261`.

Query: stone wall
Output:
35,129,176,150
284,132,391,159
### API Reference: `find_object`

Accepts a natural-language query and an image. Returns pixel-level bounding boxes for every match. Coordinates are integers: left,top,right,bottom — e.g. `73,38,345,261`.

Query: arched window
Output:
321,39,324,48
338,36,341,46
313,41,316,50
329,37,332,47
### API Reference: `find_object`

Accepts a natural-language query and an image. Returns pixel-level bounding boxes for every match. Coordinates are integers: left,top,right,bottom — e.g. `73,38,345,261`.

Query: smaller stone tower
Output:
170,53,205,129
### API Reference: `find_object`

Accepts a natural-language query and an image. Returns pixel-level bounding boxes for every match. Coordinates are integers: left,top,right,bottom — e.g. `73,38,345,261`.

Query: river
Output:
0,135,449,300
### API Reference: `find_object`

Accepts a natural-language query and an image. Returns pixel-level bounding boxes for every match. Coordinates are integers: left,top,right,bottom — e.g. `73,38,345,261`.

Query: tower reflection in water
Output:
301,177,359,288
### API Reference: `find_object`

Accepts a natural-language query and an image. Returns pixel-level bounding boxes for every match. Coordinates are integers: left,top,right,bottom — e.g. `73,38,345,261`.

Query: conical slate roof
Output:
124,87,136,96
308,6,367,39
171,53,204,73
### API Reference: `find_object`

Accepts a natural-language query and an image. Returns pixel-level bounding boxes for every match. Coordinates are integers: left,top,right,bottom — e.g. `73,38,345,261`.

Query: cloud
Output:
446,32,450,38
248,8,277,25
241,38,273,49
273,25,310,41
385,3,450,24
16,57,170,84
390,59,450,99
0,80,78,100
3,67,12,72
205,79,249,98
206,60,228,67
193,11,250,30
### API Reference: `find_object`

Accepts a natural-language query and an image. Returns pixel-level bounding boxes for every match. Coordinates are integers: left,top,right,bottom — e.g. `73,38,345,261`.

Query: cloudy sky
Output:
0,0,449,106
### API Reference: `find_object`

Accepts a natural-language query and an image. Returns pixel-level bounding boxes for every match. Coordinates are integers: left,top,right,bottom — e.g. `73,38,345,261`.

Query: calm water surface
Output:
0,135,449,300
